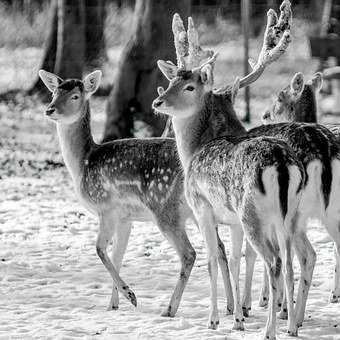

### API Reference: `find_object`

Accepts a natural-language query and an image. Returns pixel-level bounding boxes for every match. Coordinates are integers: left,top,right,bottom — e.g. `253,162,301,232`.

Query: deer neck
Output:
172,91,246,171
56,102,95,183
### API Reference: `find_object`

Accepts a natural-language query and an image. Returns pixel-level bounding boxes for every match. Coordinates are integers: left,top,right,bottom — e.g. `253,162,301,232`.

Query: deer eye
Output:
184,85,195,92
71,94,79,100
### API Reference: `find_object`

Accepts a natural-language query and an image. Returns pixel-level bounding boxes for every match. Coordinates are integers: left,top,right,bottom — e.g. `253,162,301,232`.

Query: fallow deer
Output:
258,72,340,305
38,69,237,319
242,81,340,325
152,3,304,339
262,70,340,143
38,0,296,319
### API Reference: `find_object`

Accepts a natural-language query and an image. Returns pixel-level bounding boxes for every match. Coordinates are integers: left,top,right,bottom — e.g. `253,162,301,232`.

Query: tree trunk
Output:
28,0,92,95
102,0,190,142
28,0,58,95
54,0,85,79
85,0,107,69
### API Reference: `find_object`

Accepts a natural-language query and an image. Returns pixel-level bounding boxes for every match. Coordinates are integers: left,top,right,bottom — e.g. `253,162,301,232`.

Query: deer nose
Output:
153,99,164,108
45,107,55,116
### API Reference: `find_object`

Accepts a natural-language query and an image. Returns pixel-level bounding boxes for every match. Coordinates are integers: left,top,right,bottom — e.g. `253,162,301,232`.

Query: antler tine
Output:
239,0,292,88
187,17,214,69
172,13,189,69
192,52,219,73
276,0,292,33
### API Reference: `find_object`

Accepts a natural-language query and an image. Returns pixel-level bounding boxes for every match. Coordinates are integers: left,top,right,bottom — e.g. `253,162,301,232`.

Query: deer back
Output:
80,138,185,212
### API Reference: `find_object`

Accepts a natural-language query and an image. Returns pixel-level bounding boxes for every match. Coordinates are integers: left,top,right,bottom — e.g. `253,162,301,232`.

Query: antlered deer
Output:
152,4,304,338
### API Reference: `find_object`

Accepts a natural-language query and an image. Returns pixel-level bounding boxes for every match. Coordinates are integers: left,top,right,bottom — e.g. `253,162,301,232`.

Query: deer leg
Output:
108,220,132,310
259,264,269,307
242,240,257,317
324,213,340,303
193,206,220,329
242,209,281,340
243,236,279,340
97,211,137,307
157,216,196,318
276,270,284,310
263,255,280,340
325,208,340,303
294,231,316,328
278,286,288,320
331,241,340,303
228,226,244,331
277,233,297,336
216,228,234,315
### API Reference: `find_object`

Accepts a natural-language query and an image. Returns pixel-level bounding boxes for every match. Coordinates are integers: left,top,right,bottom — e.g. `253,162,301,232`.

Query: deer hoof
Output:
259,295,268,308
278,308,288,320
329,291,339,303
122,286,137,307
161,306,175,318
208,311,219,330
226,304,234,315
287,328,298,337
242,306,251,317
232,318,245,331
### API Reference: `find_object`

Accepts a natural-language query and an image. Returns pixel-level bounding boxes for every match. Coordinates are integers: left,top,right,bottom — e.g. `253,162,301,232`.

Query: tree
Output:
28,0,105,95
85,0,107,68
102,0,191,141
55,0,85,79
28,0,59,95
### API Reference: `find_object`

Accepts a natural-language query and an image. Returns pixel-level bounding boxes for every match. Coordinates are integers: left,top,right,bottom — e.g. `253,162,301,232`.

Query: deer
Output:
37,0,296,320
38,69,238,319
152,3,306,339
257,71,340,305
262,71,340,143
241,81,340,323
262,72,322,124
153,1,340,335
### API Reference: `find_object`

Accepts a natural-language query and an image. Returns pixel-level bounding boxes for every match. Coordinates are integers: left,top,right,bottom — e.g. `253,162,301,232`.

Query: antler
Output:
239,0,292,88
172,14,214,70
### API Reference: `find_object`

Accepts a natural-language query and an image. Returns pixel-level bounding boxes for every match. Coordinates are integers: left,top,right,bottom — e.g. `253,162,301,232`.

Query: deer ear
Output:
157,60,178,80
38,70,63,92
290,72,304,96
310,72,323,92
83,70,102,94
200,64,214,86
231,77,240,104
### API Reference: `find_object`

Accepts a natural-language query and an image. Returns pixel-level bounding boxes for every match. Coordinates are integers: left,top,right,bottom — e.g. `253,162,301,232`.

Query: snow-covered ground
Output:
0,42,339,339
1,168,340,340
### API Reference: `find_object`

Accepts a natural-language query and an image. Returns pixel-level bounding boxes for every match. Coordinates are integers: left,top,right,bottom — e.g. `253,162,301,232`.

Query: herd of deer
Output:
35,1,340,339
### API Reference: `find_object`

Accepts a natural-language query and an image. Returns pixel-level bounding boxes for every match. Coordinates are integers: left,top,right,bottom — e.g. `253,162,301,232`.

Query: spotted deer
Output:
257,71,340,305
38,69,237,318
262,72,322,124
152,4,305,339
241,84,340,326
262,71,340,143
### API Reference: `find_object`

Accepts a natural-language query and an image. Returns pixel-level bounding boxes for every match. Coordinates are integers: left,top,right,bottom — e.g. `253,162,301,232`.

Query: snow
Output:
1,170,340,340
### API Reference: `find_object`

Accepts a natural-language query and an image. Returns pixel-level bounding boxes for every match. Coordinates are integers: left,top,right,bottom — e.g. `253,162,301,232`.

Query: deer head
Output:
153,0,292,119
39,70,102,124
152,14,217,118
262,72,323,124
